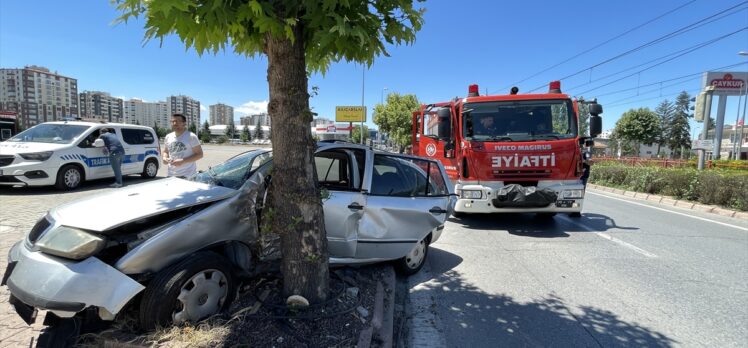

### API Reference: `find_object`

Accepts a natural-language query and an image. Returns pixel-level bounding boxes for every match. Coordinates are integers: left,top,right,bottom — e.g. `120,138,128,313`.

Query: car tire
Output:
54,164,83,190
138,252,236,330
568,212,582,218
141,158,159,178
394,236,429,276
452,211,466,219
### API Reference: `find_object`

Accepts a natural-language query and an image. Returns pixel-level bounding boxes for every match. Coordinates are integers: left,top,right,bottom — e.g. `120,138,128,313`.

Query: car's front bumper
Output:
2,241,144,323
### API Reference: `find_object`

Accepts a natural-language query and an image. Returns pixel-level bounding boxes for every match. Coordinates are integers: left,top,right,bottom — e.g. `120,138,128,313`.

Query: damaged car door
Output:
356,153,452,274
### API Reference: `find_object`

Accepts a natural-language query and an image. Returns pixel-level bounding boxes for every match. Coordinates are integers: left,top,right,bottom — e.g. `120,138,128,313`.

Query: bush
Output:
589,164,748,211
216,136,228,144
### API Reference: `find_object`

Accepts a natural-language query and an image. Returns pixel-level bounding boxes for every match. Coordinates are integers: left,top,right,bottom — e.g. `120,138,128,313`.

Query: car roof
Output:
41,121,154,130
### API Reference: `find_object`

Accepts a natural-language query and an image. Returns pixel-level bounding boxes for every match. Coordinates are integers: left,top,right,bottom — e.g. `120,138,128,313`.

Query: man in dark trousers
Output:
99,128,125,188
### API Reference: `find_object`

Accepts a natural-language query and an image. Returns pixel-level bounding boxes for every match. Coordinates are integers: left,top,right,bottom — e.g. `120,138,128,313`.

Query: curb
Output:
588,184,747,219
358,265,396,348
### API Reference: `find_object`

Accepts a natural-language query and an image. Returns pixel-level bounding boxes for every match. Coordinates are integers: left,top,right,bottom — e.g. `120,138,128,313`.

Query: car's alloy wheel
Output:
55,165,82,190
395,237,429,275
139,252,236,330
142,159,158,178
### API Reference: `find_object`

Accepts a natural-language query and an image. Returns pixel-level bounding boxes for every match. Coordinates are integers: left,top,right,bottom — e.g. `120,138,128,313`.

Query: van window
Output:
8,124,89,144
122,128,156,145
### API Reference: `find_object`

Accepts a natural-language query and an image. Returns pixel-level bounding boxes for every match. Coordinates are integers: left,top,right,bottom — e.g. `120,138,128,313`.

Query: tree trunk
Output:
265,27,329,302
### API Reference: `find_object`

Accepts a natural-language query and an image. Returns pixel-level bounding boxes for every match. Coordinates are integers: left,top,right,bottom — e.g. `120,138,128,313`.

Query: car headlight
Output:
460,190,483,199
19,151,54,161
36,226,106,260
562,189,584,199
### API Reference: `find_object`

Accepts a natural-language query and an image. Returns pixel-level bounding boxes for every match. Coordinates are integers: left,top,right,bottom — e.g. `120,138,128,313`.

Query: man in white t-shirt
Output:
163,113,203,178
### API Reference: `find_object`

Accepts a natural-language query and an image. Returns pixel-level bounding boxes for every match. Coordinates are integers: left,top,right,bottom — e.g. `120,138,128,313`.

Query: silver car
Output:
3,143,455,336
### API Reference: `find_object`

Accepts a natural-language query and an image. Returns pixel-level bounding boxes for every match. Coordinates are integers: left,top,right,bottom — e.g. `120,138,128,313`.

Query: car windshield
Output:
8,124,90,144
192,150,273,190
463,99,577,142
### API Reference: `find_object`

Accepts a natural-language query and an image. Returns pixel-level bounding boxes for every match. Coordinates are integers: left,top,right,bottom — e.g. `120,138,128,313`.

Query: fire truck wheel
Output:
568,212,582,218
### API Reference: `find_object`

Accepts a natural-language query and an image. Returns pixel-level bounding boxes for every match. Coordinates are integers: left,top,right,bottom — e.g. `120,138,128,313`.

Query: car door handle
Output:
429,207,448,214
347,203,364,210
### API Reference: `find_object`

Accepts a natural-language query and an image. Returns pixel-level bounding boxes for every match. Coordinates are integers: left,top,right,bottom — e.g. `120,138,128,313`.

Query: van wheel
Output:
394,236,429,276
141,159,158,178
138,252,236,330
55,165,83,190
568,212,582,218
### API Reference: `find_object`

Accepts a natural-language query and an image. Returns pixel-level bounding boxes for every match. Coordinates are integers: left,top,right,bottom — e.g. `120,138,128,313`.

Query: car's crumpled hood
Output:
50,177,236,232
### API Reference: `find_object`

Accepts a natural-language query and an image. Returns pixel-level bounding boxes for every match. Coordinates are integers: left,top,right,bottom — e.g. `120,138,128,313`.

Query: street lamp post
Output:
381,87,388,105
737,51,748,160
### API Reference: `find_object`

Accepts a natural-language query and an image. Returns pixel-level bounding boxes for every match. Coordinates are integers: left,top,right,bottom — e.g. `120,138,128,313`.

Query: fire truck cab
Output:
412,82,602,217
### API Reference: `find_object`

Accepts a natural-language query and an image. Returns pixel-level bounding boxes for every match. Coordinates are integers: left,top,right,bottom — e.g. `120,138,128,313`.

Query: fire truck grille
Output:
493,170,552,179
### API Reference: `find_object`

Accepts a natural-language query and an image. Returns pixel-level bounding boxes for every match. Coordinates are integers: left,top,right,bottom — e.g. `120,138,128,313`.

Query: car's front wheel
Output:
55,164,83,190
138,252,236,330
395,237,429,275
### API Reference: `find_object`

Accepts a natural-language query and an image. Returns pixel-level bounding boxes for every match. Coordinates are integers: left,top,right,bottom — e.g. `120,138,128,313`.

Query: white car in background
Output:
0,121,160,190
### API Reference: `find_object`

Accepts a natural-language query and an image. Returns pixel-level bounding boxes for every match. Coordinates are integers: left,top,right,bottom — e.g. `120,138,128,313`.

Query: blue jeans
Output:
110,152,123,185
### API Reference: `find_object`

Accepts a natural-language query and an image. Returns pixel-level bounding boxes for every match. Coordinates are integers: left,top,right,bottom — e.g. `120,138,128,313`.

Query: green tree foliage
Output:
200,120,211,143
669,91,692,158
350,124,369,144
614,108,661,156
188,122,197,134
241,124,251,142
225,119,237,139
253,118,264,140
373,92,420,153
114,0,424,302
654,99,675,156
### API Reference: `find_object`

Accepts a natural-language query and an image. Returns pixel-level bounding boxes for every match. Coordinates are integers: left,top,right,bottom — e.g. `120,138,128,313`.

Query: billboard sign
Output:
692,139,713,150
335,106,366,122
702,72,747,96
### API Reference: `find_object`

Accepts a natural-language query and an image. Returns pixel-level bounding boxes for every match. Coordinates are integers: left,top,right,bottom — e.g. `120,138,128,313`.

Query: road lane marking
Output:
587,191,748,232
559,216,658,258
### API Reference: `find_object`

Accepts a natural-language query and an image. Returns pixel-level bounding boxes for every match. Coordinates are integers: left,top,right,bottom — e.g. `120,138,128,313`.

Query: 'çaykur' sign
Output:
702,72,748,96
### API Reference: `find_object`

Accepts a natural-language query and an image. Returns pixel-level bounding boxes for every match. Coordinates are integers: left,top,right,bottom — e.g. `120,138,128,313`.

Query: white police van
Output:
0,121,160,190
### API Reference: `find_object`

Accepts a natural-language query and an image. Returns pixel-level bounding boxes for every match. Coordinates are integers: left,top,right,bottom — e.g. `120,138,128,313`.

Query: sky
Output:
1,0,747,137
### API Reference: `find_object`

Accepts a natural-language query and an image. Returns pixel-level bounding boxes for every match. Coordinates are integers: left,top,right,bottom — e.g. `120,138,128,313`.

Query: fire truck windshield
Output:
463,99,577,141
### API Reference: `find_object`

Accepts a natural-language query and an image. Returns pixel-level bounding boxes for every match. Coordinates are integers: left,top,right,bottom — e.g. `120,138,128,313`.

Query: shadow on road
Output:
413,269,676,347
449,212,638,238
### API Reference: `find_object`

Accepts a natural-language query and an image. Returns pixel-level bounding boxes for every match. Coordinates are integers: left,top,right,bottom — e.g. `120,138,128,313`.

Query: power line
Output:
493,0,698,94
606,89,701,108
603,77,700,106
572,27,748,96
525,0,748,93
591,61,748,98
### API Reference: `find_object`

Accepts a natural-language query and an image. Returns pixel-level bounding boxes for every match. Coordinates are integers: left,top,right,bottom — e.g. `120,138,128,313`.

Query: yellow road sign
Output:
336,106,367,122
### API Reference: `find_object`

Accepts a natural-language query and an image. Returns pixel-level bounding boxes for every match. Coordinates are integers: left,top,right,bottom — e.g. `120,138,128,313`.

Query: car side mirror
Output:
93,138,105,148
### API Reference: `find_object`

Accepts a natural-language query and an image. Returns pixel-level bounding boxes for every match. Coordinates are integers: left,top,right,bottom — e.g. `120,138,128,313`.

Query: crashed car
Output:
3,142,455,335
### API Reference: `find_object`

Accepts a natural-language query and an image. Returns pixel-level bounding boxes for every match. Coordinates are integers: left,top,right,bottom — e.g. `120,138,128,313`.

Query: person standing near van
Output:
99,128,125,188
163,113,203,178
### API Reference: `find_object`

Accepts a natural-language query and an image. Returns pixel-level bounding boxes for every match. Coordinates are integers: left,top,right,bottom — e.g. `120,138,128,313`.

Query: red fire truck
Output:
411,81,602,217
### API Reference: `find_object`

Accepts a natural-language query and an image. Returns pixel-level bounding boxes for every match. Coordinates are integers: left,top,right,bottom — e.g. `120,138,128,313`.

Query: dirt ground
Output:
77,265,390,348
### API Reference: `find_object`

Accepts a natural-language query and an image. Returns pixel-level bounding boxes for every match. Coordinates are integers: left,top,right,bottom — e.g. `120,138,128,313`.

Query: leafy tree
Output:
254,118,264,140
669,91,692,159
201,120,212,143
350,124,369,143
654,99,674,157
241,124,251,142
613,108,661,157
225,119,236,139
373,93,421,153
188,122,197,134
115,0,424,302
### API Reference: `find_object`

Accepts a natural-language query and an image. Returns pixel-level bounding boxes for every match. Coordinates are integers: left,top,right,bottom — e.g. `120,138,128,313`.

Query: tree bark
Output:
265,26,329,302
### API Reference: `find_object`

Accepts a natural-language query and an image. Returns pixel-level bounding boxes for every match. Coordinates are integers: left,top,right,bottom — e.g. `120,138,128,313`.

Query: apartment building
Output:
0,66,79,128
168,95,200,127
79,91,124,123
240,112,271,126
124,99,168,127
209,103,234,125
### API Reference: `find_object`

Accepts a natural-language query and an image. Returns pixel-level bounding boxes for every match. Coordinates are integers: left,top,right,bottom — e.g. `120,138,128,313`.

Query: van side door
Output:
120,127,158,174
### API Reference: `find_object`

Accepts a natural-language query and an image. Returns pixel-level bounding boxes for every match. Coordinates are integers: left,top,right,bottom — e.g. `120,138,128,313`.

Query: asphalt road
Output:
408,190,748,347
